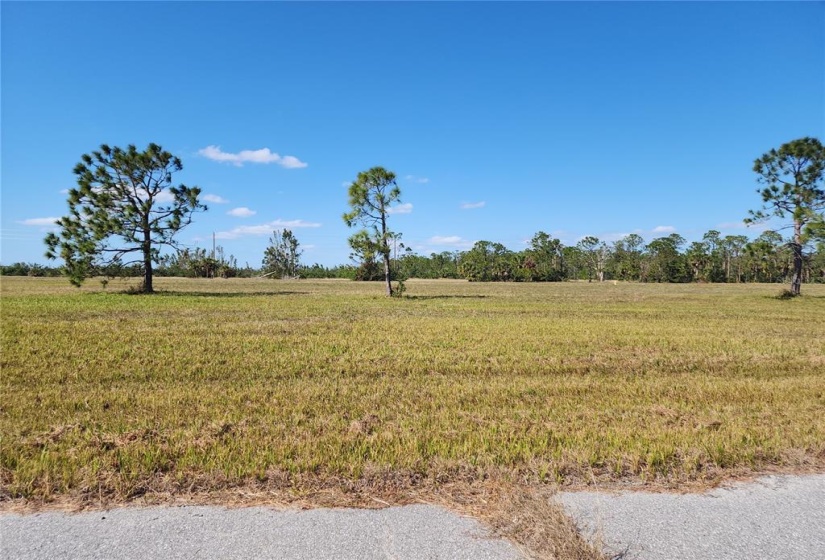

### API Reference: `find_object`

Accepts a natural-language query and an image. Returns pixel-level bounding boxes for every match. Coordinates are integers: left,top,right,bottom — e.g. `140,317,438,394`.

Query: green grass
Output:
2,277,824,502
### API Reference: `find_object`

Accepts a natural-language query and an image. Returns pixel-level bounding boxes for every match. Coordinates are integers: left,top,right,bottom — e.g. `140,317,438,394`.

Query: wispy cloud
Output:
404,175,429,184
227,207,256,218
718,220,768,233
652,225,676,233
716,221,748,230
597,232,633,243
198,145,308,168
427,235,473,249
20,217,59,226
203,194,229,204
215,219,321,240
430,236,462,244
59,189,69,195
155,190,176,203
387,202,413,215
460,201,485,210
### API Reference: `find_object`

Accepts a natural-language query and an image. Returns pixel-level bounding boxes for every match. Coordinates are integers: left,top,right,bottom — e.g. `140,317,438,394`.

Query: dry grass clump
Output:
461,482,608,560
1,277,823,557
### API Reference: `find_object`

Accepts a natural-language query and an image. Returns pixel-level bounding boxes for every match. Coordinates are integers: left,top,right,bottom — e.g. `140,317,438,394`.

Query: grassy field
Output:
2,277,824,511
3,276,823,558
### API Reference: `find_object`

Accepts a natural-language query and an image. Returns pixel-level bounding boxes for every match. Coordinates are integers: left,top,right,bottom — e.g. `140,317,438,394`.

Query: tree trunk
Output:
143,256,153,293
383,249,392,296
790,221,803,295
142,226,154,294
381,215,393,297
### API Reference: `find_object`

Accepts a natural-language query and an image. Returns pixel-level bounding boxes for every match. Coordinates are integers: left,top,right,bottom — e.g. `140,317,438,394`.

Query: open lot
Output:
2,277,824,557
3,276,823,498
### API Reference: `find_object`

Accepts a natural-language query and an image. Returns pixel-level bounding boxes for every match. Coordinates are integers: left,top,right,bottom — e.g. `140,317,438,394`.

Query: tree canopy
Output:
343,167,402,296
45,143,205,293
746,137,825,295
262,229,303,279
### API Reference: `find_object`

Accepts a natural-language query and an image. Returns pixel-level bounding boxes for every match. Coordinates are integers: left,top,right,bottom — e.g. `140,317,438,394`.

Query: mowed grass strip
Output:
2,277,824,502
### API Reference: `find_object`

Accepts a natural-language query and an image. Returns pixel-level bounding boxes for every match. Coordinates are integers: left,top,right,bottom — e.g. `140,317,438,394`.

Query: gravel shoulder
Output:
557,474,825,560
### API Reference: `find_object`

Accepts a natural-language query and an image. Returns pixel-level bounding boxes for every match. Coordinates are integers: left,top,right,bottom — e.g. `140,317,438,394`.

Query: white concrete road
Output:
0,504,523,560
558,474,825,560
3,474,823,560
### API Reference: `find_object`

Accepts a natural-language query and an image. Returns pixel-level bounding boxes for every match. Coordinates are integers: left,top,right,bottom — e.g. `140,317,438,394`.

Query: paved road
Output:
4,475,823,560
558,474,825,560
0,504,523,560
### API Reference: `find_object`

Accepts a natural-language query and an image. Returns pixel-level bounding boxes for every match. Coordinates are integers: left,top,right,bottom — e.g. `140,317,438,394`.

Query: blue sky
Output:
2,1,823,267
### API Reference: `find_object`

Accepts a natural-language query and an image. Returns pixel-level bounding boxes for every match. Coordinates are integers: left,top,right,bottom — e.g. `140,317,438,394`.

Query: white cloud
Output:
718,220,768,233
20,217,59,226
227,207,256,218
404,175,429,184
598,232,632,242
215,219,321,240
155,190,176,203
652,225,676,233
278,155,307,169
198,145,308,168
126,186,175,203
203,194,229,204
717,221,757,230
387,202,413,215
428,235,471,247
460,201,485,209
59,189,69,195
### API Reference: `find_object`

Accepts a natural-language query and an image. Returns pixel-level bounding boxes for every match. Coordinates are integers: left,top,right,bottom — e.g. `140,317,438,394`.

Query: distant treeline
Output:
0,262,66,277
0,259,357,280
381,230,825,284
4,229,824,284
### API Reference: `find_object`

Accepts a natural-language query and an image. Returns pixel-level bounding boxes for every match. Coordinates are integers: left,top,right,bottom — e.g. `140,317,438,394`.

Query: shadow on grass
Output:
762,292,824,300
124,290,309,298
404,295,489,300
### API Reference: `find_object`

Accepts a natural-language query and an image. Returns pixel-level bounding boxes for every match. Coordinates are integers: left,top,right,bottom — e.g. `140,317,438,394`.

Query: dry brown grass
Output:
3,276,824,558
